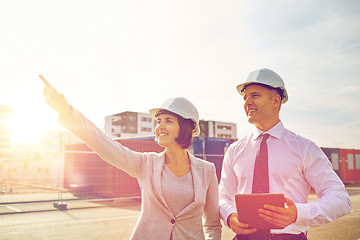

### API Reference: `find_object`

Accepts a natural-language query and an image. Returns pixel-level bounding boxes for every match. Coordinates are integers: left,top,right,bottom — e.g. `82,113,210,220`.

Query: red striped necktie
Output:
252,133,270,193
251,133,270,240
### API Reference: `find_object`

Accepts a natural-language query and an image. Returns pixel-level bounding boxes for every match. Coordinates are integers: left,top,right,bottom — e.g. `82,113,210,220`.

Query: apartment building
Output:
199,120,237,139
104,111,155,138
1,130,82,185
104,111,237,140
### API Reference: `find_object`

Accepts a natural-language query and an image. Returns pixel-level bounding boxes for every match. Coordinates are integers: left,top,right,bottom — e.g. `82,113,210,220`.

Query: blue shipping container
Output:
193,137,237,182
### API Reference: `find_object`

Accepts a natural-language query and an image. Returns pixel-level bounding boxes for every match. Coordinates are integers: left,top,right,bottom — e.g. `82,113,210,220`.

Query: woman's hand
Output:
39,74,72,117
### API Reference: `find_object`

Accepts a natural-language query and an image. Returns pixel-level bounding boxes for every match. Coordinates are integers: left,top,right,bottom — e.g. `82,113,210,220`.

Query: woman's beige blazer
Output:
60,108,222,240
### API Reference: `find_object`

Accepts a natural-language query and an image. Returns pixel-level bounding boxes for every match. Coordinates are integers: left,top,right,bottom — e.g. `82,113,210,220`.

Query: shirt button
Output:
171,219,175,224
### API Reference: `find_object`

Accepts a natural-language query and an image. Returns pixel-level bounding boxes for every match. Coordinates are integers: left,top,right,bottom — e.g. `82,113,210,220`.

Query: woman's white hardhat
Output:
236,68,288,103
149,97,200,136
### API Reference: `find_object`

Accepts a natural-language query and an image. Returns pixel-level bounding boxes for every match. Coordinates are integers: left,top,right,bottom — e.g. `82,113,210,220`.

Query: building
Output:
1,130,82,186
0,105,13,149
104,111,155,138
104,111,237,140
36,130,83,185
199,120,237,139
39,130,82,153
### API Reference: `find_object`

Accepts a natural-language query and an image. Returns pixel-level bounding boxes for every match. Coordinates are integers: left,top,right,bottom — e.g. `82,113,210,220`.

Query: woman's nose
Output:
156,123,164,130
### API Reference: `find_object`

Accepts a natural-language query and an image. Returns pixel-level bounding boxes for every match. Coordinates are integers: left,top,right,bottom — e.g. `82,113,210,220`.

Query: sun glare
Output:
11,105,58,144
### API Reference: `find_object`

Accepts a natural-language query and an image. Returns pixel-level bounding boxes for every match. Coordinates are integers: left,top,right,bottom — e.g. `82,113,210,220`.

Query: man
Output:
219,68,352,240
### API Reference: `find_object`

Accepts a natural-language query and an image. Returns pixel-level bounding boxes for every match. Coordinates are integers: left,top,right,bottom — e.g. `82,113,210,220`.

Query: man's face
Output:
242,84,279,130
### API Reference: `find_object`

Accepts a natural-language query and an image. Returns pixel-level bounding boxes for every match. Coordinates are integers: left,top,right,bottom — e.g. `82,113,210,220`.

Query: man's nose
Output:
244,98,252,106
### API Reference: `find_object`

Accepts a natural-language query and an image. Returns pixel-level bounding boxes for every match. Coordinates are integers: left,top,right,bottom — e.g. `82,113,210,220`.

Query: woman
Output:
40,75,221,240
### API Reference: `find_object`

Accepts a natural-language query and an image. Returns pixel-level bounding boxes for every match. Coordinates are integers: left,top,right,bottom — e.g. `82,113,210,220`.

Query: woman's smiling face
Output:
155,113,181,148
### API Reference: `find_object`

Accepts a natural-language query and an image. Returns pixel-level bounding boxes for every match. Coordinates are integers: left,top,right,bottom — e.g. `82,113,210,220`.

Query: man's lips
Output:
247,109,257,115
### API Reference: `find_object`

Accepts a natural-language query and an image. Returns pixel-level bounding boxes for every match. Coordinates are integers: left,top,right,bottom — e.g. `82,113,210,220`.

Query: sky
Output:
1,0,359,149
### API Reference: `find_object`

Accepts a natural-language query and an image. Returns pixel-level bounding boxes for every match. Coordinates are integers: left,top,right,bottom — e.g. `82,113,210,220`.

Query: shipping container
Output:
321,147,360,183
64,138,359,199
64,139,164,198
321,148,341,177
355,149,360,182
338,148,359,183
63,136,236,198
192,137,237,181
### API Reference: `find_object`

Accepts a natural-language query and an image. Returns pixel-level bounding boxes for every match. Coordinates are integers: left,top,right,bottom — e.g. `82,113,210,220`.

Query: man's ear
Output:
273,94,282,109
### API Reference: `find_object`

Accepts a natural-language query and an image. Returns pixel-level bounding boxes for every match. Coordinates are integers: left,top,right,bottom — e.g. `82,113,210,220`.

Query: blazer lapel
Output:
153,151,170,209
189,153,202,203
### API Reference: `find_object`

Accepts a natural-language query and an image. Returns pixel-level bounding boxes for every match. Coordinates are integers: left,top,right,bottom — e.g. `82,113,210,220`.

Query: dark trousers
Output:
233,232,307,240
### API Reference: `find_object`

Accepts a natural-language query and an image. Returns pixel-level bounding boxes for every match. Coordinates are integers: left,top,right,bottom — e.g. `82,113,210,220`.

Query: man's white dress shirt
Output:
219,120,352,234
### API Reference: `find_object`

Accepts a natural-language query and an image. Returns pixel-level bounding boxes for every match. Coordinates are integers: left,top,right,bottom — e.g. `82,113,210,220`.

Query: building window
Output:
126,126,137,133
141,117,152,122
141,127,152,132
217,125,232,130
217,133,232,138
128,116,136,122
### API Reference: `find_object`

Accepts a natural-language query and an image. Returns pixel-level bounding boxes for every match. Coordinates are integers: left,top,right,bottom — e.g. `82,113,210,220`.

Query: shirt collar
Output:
253,120,284,140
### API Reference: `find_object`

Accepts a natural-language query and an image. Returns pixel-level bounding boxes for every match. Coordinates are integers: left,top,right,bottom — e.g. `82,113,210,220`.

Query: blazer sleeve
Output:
58,107,146,178
202,163,222,240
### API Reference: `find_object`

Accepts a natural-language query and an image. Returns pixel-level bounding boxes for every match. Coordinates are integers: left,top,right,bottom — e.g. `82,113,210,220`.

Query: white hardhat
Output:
149,97,200,136
236,68,288,103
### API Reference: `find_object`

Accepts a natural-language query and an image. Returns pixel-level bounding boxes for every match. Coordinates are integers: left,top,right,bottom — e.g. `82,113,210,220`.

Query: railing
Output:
0,148,140,214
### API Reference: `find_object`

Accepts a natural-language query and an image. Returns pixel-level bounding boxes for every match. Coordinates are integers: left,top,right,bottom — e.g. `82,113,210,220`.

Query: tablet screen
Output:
235,193,285,229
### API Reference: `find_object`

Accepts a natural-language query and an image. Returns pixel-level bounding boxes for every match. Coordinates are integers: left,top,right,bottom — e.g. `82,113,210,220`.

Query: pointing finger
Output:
39,74,55,90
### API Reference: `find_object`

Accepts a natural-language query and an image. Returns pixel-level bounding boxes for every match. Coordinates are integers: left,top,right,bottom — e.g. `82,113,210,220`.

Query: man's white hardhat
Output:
236,68,288,103
149,97,200,136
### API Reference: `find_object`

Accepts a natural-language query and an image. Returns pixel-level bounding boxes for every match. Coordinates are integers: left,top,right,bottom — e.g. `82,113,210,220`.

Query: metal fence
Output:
0,147,141,214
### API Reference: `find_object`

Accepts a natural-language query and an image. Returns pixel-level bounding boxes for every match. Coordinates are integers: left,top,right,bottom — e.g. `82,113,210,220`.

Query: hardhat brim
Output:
236,82,288,104
236,68,288,104
149,107,200,137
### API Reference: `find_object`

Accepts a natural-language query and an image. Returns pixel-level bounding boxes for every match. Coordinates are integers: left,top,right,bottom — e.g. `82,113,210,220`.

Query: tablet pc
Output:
235,193,285,229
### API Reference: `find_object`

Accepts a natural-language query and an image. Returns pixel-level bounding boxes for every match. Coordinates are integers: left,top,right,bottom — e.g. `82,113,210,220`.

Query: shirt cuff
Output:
220,206,237,227
294,203,311,225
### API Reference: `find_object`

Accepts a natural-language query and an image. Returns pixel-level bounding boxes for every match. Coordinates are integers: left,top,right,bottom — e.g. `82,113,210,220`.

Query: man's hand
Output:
258,196,297,228
228,213,258,235
39,74,72,117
